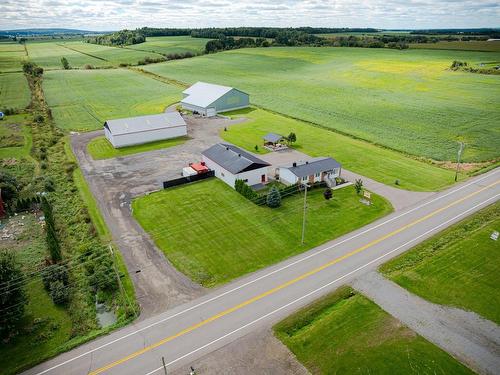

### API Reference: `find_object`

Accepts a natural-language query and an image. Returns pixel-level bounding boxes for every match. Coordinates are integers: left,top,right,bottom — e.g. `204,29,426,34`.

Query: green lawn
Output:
133,178,392,287
125,36,211,55
274,287,474,374
144,47,500,162
43,69,181,131
381,202,500,324
223,108,458,191
87,135,188,160
0,73,31,109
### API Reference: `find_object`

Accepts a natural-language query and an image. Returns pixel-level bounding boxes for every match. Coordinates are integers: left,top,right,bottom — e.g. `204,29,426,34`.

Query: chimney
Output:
238,154,241,157
292,162,297,167
306,161,309,164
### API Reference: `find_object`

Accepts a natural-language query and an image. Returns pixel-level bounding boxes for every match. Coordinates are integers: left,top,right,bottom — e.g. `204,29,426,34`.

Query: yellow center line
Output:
89,180,499,375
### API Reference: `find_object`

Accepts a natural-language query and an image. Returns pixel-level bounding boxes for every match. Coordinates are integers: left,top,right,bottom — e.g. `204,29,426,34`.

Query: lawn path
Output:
352,271,500,375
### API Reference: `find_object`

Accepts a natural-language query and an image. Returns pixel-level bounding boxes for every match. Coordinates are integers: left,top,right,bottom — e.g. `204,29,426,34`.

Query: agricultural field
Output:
411,41,500,52
43,69,181,131
132,178,392,287
144,47,500,163
0,73,31,110
59,41,165,66
126,35,211,55
25,40,109,69
87,135,188,160
223,108,458,191
0,114,33,160
381,202,500,324
0,42,27,72
274,287,474,374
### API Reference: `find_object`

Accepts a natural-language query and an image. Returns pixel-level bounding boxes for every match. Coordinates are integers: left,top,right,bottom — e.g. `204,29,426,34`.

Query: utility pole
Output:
455,142,465,182
301,183,308,245
161,357,167,375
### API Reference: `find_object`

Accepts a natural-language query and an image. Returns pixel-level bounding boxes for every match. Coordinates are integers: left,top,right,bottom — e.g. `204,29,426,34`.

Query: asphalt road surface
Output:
23,169,500,375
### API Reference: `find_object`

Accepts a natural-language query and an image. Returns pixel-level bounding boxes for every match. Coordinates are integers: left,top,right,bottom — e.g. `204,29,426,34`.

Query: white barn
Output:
104,112,187,148
181,82,249,117
202,143,270,188
278,157,342,187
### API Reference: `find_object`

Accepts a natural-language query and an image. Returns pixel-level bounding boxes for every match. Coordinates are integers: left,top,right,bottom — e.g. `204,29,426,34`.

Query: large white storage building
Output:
202,143,270,188
104,112,187,148
181,82,249,117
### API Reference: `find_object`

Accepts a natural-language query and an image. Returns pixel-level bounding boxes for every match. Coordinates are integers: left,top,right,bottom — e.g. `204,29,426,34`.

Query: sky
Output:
1,0,499,31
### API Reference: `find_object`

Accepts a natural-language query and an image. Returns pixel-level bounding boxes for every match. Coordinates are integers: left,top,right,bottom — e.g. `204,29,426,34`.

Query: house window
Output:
302,176,307,181
243,179,248,182
315,172,320,178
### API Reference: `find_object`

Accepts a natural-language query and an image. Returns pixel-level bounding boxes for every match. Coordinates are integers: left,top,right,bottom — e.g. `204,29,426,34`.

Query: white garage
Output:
104,112,187,148
181,82,249,117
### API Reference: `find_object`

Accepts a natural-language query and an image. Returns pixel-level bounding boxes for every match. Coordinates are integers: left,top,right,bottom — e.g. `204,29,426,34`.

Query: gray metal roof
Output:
283,157,341,178
181,82,247,108
104,112,186,136
263,133,285,143
202,143,270,174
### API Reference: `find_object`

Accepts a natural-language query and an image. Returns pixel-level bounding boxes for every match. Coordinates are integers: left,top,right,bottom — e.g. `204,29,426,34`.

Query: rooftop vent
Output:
238,154,241,157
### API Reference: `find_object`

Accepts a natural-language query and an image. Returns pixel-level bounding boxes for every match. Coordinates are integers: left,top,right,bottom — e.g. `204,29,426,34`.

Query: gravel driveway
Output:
352,271,500,375
71,115,245,318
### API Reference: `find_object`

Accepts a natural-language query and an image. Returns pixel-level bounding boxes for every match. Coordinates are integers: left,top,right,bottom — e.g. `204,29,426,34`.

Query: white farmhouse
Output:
202,143,270,188
104,112,187,148
278,157,342,187
181,82,249,117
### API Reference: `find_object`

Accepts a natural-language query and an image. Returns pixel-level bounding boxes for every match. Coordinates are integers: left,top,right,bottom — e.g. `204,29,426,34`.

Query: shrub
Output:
44,177,56,192
235,179,259,201
34,115,44,123
49,280,70,305
41,264,68,290
83,64,95,70
88,259,118,292
323,187,333,200
61,57,70,70
267,186,282,208
354,179,363,195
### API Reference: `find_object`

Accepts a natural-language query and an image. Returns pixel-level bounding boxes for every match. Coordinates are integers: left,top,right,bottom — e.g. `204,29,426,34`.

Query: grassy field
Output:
274,287,474,374
87,135,188,160
381,202,500,324
43,69,181,131
0,72,31,109
133,178,392,287
0,114,33,159
411,41,500,52
26,40,109,69
145,47,500,162
126,36,211,55
224,108,458,191
0,42,26,72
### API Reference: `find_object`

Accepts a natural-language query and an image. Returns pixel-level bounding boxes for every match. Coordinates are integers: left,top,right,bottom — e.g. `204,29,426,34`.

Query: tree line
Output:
85,29,146,46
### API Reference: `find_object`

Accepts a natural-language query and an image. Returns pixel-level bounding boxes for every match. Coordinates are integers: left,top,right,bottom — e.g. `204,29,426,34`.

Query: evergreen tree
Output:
324,188,333,200
267,186,282,208
0,251,27,338
354,179,363,195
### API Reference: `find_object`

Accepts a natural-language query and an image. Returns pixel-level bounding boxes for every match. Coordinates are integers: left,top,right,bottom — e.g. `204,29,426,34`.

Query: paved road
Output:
23,168,499,375
353,272,500,375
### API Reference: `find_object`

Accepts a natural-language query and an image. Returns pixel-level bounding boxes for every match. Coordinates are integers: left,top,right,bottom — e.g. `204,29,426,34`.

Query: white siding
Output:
181,103,207,116
278,168,299,186
110,125,187,148
202,155,267,188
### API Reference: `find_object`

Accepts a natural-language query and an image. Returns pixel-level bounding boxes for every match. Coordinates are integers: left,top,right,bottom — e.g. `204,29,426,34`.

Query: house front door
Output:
261,174,266,183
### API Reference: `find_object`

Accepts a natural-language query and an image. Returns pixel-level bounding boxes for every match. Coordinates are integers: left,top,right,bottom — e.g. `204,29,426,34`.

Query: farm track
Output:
56,43,109,62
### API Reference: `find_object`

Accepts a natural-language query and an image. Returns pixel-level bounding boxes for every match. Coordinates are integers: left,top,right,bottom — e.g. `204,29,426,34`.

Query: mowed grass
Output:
133,178,392,287
145,47,500,162
411,41,500,52
26,40,108,69
274,287,474,375
224,108,458,191
0,72,31,109
0,42,27,72
87,135,188,160
126,36,211,55
381,202,500,324
43,69,181,131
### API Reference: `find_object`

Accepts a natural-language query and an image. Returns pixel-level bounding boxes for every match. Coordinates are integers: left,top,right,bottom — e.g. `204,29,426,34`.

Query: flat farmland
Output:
26,40,109,69
60,41,165,65
0,42,26,72
0,73,31,109
410,41,500,52
126,35,211,55
43,69,181,130
144,47,500,162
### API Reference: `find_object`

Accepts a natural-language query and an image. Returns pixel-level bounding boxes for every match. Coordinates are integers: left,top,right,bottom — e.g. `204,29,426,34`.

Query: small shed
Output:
181,82,249,117
104,112,187,148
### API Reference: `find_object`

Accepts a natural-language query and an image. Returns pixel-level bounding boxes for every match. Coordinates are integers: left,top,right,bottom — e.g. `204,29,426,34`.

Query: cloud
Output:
1,0,498,30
